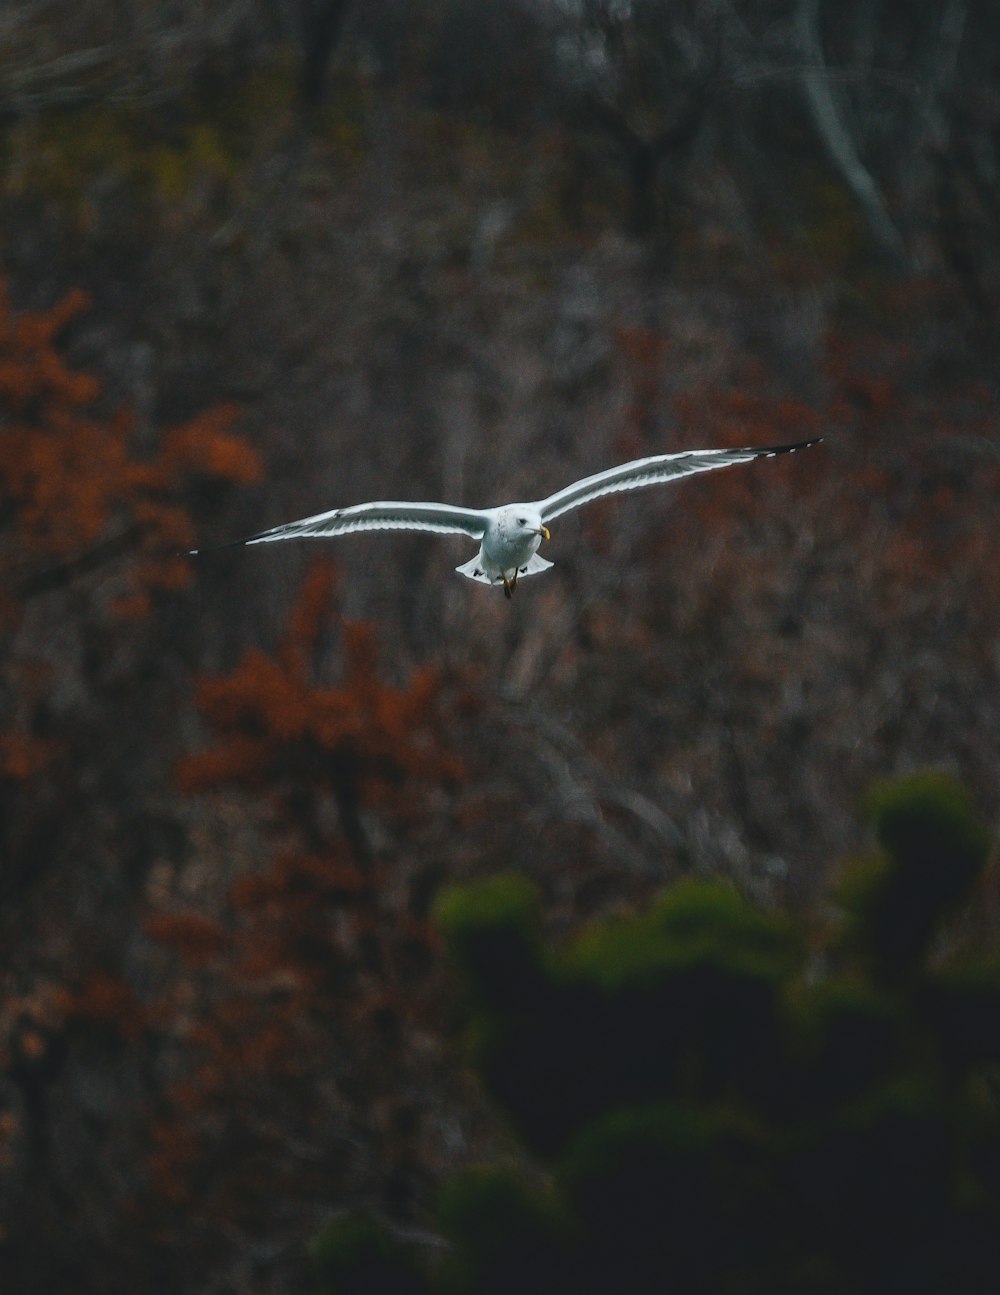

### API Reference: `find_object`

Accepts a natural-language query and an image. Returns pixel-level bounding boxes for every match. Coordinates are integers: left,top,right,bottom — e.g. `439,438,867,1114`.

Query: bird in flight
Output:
191,439,821,598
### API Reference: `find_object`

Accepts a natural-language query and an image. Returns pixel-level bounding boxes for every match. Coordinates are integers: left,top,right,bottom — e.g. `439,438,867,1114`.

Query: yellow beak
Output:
540,525,551,541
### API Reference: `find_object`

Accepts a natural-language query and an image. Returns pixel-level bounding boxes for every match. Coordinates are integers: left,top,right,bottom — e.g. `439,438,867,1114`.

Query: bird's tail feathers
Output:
455,553,554,585
519,554,554,578
455,556,494,585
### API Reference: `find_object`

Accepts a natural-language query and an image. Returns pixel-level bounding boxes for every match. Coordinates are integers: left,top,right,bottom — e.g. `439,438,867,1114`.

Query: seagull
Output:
191,439,821,598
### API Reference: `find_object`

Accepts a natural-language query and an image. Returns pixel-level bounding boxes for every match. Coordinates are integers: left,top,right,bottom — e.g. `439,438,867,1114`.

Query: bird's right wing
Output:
534,440,821,523
191,500,491,554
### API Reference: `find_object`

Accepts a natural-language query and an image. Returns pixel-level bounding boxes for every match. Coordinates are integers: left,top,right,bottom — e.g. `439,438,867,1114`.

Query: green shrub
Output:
314,774,999,1294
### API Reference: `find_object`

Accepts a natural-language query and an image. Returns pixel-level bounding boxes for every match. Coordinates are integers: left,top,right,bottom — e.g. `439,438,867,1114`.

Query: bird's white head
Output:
505,506,550,542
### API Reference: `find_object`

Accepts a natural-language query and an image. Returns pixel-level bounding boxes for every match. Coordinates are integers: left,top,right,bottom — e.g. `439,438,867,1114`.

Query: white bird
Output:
191,439,821,598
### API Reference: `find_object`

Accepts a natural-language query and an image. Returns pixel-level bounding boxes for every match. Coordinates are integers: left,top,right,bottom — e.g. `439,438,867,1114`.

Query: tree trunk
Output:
298,0,352,111
796,0,910,269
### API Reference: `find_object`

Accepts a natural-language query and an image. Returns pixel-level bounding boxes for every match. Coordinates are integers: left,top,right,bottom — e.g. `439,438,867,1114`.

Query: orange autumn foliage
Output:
177,559,465,808
0,275,261,617
142,912,230,968
0,731,58,780
145,564,465,1217
58,971,149,1043
0,275,262,780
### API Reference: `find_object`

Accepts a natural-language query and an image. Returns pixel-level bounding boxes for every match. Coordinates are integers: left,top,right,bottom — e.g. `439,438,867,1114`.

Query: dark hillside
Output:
2,3,998,1289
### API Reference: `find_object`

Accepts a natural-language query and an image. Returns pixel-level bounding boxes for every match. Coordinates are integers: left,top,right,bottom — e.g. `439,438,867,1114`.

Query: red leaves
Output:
159,405,261,485
284,558,341,657
0,731,58,780
178,557,466,807
0,274,262,607
144,913,230,968
0,280,95,411
143,562,466,1223
0,275,265,806
229,853,368,912
59,971,148,1042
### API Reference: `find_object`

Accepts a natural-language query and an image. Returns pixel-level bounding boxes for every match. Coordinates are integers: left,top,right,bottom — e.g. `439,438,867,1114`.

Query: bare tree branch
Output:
795,0,909,267
14,525,146,601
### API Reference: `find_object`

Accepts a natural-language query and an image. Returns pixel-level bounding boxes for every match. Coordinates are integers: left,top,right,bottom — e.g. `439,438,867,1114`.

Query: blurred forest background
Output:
1,1,999,1290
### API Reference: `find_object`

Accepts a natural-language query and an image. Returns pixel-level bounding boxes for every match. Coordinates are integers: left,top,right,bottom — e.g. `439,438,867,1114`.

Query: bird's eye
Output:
517,517,527,525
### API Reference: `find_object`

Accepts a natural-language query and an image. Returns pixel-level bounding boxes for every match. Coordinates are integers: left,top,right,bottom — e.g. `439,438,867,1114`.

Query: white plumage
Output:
192,439,821,598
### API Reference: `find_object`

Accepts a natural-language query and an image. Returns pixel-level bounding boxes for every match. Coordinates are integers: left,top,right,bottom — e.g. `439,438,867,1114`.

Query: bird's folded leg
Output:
503,574,515,599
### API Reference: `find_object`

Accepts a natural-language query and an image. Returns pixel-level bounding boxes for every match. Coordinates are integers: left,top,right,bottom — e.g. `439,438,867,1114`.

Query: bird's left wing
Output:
533,439,821,523
191,500,490,554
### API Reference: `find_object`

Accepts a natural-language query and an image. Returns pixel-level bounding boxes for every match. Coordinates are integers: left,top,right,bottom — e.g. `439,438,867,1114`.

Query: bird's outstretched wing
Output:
191,500,490,554
533,439,821,523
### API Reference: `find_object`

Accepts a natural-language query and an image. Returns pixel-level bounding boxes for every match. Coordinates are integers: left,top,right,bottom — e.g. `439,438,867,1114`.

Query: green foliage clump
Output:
310,1213,428,1295
315,774,999,1294
838,771,993,981
435,1165,571,1295
1,65,299,230
433,873,544,1014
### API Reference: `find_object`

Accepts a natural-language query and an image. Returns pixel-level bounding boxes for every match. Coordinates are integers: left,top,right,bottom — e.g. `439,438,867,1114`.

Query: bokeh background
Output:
2,2,998,1290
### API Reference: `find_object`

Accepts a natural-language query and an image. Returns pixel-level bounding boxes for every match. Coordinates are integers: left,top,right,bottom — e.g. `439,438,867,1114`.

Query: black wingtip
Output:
187,536,253,556
753,437,823,456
